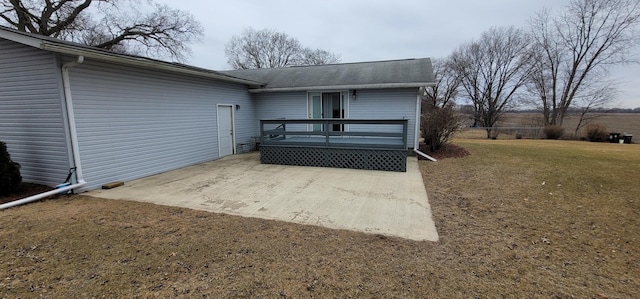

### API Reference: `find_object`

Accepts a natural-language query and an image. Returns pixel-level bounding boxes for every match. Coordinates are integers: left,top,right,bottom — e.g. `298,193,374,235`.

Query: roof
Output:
221,58,435,93
0,25,435,92
0,25,262,87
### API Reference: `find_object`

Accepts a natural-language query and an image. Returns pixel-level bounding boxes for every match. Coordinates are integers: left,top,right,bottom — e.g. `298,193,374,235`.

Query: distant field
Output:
461,113,640,139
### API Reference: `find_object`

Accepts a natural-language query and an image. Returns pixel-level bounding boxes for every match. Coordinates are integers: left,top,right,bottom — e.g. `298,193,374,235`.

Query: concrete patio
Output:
87,152,439,241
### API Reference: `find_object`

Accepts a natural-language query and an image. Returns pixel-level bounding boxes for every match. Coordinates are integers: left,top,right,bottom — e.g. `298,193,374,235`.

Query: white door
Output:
217,105,234,157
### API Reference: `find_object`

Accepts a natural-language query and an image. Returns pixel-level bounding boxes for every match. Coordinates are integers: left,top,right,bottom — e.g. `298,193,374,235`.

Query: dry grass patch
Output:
0,140,638,298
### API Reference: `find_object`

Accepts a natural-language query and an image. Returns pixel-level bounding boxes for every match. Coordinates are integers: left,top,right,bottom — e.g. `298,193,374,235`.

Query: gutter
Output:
0,55,88,210
248,82,435,93
40,42,263,87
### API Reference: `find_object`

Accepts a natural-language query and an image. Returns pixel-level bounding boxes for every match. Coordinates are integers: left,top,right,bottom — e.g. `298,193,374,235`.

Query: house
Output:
0,25,434,192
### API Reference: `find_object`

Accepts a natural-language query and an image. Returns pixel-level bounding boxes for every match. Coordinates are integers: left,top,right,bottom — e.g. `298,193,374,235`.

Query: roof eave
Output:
40,42,264,87
248,82,436,93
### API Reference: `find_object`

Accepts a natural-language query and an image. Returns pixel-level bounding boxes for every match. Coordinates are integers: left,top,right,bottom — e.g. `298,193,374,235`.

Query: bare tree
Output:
423,58,460,109
450,26,532,138
225,27,341,69
570,81,619,136
0,0,203,61
299,48,341,66
529,0,640,126
420,58,463,151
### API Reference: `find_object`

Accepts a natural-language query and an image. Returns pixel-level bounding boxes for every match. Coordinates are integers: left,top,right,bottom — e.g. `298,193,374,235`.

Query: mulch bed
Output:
418,142,470,160
0,183,53,205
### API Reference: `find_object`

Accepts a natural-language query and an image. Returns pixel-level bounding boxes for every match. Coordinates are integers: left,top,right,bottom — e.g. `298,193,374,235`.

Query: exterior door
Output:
217,105,234,157
308,92,347,132
309,93,323,131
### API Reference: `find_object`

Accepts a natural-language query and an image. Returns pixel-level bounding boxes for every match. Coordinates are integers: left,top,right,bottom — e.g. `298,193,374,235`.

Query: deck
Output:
259,119,408,172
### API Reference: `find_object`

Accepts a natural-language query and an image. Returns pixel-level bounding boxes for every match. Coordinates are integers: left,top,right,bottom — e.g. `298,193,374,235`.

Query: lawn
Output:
0,140,638,298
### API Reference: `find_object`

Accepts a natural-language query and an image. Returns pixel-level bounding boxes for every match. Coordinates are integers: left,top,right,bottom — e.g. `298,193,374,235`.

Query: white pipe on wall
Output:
61,55,86,184
414,88,438,161
414,93,421,150
1,56,88,210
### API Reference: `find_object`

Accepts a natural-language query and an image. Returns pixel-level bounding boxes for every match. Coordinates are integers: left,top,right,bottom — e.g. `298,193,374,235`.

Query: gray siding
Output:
254,92,308,132
0,39,70,186
68,59,254,191
254,89,419,145
349,88,419,148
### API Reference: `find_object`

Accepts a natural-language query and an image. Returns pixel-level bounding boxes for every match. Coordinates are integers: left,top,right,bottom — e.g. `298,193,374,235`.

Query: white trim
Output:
0,29,42,48
414,94,421,150
249,82,435,93
216,104,236,157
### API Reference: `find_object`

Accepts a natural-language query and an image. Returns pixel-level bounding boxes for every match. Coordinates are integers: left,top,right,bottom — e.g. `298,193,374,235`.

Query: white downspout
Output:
413,90,437,162
61,55,86,184
0,56,87,210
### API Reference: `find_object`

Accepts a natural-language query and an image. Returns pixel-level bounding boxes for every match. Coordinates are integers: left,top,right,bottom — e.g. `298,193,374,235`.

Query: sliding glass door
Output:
308,91,348,132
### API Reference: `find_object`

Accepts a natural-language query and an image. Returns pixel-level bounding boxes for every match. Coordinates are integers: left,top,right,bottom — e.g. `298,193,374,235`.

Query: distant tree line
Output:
425,0,640,141
509,107,640,113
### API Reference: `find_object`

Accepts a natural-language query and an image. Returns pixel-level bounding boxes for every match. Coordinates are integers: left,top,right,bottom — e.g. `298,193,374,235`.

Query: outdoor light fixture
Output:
235,104,241,110
351,90,357,100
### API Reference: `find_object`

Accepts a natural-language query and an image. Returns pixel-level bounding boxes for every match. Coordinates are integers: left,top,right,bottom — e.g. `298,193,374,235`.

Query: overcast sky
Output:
155,0,640,108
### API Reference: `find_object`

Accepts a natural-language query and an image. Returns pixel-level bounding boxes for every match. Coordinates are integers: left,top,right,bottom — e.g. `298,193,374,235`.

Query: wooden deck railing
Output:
259,119,408,150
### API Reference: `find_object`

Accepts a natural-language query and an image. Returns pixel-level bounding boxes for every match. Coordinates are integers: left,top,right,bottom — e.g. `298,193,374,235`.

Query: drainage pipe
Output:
61,55,86,185
0,182,87,210
414,149,437,162
0,56,88,210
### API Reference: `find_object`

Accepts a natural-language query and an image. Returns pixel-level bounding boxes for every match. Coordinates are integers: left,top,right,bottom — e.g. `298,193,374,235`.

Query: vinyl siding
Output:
254,92,308,132
0,39,70,187
349,88,418,148
68,59,254,191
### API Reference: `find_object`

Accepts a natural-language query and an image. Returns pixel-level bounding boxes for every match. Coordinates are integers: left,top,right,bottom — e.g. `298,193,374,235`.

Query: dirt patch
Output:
0,183,52,205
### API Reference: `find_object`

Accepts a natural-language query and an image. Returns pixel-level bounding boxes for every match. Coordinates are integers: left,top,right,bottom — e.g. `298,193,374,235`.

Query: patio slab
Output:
87,152,439,241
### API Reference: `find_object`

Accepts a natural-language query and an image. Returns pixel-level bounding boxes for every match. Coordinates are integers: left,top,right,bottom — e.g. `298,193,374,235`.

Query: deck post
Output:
324,119,330,147
402,120,408,148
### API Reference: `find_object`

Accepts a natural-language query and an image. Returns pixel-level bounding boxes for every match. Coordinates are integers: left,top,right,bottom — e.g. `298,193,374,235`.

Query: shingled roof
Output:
221,58,434,92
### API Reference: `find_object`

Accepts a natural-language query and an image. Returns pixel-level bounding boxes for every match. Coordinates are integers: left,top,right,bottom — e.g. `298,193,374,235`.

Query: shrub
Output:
421,105,462,152
0,141,22,196
489,131,499,140
585,123,608,142
543,125,564,139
